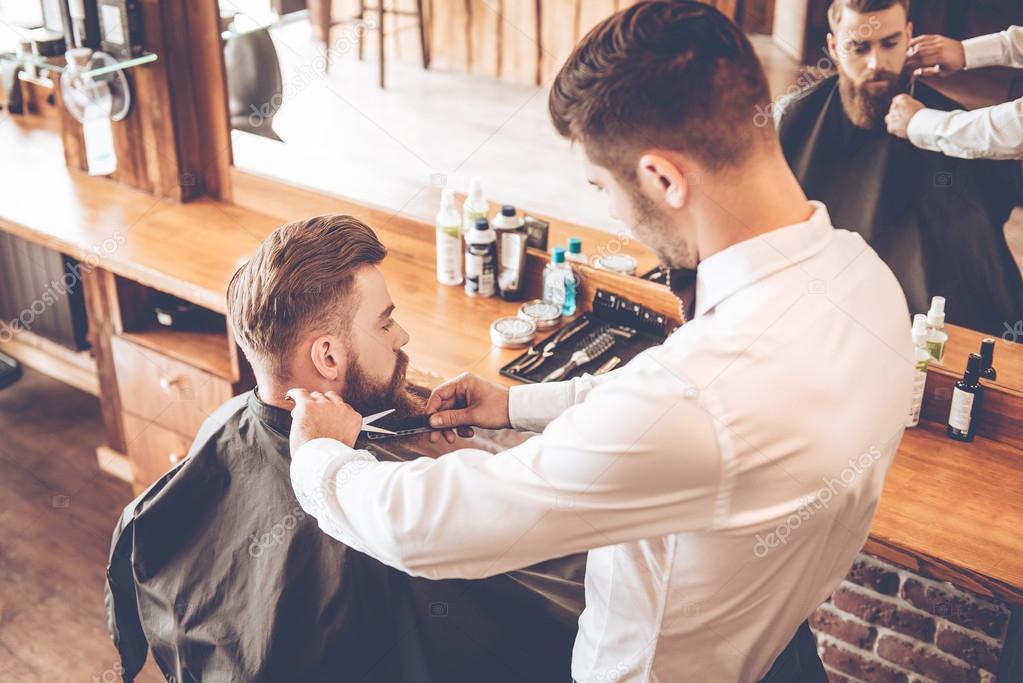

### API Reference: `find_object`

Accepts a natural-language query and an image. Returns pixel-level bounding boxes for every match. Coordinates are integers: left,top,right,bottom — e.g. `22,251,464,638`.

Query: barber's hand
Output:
286,389,363,454
907,35,966,78
425,372,511,444
885,94,926,139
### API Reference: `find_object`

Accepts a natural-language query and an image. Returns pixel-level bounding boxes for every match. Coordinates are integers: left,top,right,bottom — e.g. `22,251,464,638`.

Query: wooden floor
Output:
0,368,162,682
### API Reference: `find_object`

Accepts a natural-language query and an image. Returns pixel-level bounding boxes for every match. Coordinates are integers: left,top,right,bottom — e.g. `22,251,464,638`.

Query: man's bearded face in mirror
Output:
828,3,912,129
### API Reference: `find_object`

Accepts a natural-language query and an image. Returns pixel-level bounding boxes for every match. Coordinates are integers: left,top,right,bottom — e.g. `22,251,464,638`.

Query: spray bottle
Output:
907,314,930,427
435,189,463,286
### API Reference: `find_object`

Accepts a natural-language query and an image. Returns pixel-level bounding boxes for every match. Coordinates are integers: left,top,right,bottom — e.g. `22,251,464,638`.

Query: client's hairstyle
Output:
827,0,910,32
227,215,386,380
548,0,773,178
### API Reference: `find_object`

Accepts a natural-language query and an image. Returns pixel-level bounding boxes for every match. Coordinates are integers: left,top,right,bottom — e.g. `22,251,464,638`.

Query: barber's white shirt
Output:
908,26,1023,159
292,202,914,682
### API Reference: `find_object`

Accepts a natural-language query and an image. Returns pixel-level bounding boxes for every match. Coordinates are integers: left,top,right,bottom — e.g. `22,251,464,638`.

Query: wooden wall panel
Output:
576,0,616,42
500,0,540,84
470,0,503,78
539,0,581,84
431,0,472,71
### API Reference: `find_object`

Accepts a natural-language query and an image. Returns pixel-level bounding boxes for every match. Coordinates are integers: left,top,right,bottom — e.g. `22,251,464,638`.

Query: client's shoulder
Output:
773,73,839,128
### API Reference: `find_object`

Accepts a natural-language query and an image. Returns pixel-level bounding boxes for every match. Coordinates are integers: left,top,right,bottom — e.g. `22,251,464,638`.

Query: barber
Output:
287,3,915,682
886,26,1023,159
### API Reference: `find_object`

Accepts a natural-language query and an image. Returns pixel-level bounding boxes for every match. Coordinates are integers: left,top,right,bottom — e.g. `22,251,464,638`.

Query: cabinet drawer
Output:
122,412,194,488
112,335,232,438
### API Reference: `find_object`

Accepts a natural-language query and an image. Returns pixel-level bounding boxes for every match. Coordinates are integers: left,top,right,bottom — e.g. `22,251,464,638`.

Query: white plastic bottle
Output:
462,177,489,235
464,218,497,297
925,296,948,364
435,189,463,285
907,314,930,427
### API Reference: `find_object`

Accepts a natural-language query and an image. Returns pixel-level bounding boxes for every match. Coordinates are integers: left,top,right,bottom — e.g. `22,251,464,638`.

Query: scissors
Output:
361,408,397,435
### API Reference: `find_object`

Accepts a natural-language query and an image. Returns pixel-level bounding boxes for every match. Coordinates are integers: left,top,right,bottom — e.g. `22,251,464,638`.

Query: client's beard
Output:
837,66,911,130
343,350,423,418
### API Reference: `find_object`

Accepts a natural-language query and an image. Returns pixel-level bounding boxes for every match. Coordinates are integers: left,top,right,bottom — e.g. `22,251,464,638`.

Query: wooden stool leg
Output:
357,0,365,61
416,0,430,70
378,2,386,88
307,0,332,72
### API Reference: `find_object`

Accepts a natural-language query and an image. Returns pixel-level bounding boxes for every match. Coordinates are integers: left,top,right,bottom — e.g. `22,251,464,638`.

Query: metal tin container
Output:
490,316,537,348
517,299,562,330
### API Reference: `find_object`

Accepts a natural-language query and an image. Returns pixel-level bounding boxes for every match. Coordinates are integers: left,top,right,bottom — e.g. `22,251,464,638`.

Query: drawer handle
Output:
159,376,183,392
168,452,182,465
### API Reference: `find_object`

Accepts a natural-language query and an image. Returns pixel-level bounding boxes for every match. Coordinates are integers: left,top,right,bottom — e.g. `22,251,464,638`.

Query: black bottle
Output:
947,353,984,442
979,338,997,381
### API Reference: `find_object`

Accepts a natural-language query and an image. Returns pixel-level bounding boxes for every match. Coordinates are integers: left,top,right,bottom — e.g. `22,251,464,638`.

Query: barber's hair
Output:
548,0,773,177
827,0,910,32
227,215,386,380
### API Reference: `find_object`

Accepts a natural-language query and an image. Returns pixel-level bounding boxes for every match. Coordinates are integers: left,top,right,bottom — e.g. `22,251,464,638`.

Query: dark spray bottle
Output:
947,353,984,442
979,338,997,381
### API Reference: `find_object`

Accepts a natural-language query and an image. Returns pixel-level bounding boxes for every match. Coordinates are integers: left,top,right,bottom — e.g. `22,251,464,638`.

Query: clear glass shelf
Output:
0,51,158,78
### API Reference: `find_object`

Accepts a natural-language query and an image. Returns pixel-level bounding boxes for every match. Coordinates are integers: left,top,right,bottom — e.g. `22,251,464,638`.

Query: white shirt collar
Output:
693,200,834,318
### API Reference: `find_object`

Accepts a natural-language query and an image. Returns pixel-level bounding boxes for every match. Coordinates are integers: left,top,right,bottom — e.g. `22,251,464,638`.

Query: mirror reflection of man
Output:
777,0,1023,335
286,3,917,682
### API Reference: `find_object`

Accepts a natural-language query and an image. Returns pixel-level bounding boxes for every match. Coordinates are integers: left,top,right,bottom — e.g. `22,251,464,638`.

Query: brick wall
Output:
811,554,1011,683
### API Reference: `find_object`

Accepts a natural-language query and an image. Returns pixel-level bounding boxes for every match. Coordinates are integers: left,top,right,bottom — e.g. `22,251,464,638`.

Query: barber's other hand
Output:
286,389,363,454
425,372,510,444
907,35,966,77
885,94,925,139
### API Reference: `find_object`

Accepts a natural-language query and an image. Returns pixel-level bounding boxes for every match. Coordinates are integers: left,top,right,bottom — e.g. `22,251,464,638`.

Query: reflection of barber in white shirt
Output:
886,27,1023,159
286,5,916,682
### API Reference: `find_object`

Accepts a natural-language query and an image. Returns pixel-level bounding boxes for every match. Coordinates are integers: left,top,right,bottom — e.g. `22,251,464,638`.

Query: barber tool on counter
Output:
907,314,930,427
543,247,577,316
464,217,497,297
501,289,669,384
947,353,985,442
925,296,948,364
492,205,528,301
979,338,997,381
435,188,462,286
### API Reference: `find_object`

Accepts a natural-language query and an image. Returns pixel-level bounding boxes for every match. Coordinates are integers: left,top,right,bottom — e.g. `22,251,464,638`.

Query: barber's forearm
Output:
963,26,1023,70
508,369,618,433
907,100,1023,160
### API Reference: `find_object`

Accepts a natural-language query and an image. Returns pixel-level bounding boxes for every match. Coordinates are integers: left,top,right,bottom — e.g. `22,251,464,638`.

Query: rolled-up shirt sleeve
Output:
290,363,722,580
904,26,1023,160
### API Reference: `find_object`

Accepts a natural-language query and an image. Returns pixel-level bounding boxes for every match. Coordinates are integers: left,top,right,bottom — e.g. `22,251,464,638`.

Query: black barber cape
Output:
105,391,585,682
778,76,1023,334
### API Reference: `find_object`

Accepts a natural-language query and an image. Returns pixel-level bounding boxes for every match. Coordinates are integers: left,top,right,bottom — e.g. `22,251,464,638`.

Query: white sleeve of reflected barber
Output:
290,366,721,580
963,26,1023,70
907,100,1023,160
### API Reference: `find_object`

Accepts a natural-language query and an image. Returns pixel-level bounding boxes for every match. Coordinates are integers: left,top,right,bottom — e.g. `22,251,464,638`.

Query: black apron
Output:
105,391,585,682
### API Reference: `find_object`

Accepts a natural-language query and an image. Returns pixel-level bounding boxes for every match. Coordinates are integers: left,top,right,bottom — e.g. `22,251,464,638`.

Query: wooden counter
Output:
2,118,1022,607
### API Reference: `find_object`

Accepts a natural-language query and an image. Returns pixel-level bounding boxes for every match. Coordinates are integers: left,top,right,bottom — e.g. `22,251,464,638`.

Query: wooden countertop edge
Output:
863,535,1023,605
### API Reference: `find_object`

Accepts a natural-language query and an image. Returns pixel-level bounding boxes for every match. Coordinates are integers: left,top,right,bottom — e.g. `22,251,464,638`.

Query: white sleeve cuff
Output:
508,382,576,433
906,107,952,152
963,33,1005,70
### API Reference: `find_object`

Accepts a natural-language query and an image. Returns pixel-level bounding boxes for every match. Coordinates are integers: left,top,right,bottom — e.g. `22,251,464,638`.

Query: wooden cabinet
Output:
111,335,233,439
100,274,254,493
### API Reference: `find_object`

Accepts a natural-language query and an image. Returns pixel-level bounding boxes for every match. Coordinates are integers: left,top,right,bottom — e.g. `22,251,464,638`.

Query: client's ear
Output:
309,335,346,383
